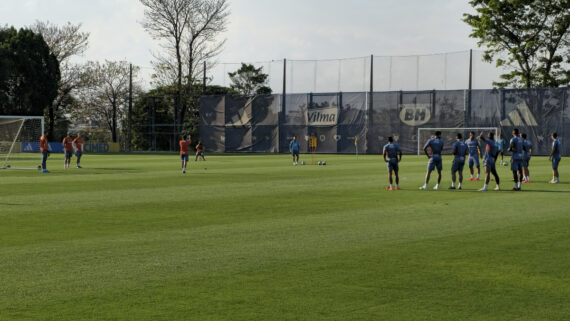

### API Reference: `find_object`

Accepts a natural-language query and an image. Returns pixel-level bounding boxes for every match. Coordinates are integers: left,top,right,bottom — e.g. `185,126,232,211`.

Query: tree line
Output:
1,0,568,150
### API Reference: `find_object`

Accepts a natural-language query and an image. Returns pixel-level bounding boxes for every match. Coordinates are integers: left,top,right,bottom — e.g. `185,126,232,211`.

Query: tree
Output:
30,21,90,138
140,0,229,138
463,0,570,88
228,63,272,96
73,61,140,143
0,27,60,123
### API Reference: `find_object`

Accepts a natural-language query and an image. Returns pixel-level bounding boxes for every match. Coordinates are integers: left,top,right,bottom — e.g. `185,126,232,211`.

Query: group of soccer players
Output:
39,131,84,173
178,135,205,173
382,129,562,191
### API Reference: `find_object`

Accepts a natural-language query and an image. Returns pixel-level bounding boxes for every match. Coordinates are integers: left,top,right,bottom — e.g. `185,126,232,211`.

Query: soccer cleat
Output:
419,185,427,190
474,178,480,181
494,185,500,191
385,186,393,191
42,169,50,173
479,187,488,191
433,185,439,190
448,186,456,190
182,169,186,174
468,177,474,181
457,186,462,190
395,187,400,190
77,165,82,169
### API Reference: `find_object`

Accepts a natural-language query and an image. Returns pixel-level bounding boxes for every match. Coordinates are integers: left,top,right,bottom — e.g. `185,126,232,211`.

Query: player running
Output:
449,133,468,190
179,135,191,174
497,134,507,166
62,132,74,169
195,141,205,161
508,128,525,191
40,131,50,173
549,132,561,184
72,132,84,168
478,131,500,191
519,133,532,183
383,136,402,190
420,131,444,190
289,135,300,165
465,131,481,181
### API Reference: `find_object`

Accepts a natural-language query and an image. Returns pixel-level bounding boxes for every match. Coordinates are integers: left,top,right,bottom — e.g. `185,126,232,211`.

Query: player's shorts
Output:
75,151,82,158
468,156,480,168
552,157,561,169
196,151,204,156
180,154,189,161
427,155,442,171
510,159,523,172
64,150,73,159
386,159,399,171
523,156,531,167
451,157,465,172
291,150,299,156
483,157,496,170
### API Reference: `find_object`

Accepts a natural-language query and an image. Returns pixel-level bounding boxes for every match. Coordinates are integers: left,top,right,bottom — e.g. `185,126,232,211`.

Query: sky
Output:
1,0,484,89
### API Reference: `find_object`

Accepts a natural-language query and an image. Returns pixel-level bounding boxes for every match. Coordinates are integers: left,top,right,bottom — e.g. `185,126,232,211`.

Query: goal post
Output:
0,116,45,170
417,127,499,155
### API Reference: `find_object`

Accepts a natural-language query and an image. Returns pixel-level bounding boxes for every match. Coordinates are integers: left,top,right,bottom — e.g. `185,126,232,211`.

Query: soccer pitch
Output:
1,153,568,321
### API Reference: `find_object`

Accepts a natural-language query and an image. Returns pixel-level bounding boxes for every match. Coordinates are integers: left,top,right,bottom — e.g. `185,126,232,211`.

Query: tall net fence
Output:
208,50,503,93
200,87,570,156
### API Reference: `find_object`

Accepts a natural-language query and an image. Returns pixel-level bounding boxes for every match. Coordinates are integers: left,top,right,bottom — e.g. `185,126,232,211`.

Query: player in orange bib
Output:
73,132,84,168
40,131,50,173
62,132,74,169
195,141,205,161
179,135,191,173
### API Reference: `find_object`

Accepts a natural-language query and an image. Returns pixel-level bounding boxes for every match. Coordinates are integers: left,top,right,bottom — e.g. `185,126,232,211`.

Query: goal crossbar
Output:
417,127,499,155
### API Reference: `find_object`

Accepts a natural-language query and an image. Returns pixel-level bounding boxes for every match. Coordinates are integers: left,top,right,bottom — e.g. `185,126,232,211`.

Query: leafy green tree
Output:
0,27,60,135
228,63,272,96
463,0,570,88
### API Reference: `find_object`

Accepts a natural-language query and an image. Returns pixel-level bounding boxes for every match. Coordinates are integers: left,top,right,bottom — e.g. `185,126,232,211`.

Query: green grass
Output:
1,153,568,321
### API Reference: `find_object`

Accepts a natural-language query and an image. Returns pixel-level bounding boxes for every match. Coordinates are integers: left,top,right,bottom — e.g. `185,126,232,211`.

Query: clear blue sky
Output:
1,0,479,64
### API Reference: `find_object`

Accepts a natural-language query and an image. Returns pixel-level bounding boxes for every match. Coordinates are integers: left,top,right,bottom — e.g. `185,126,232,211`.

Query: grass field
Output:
1,153,569,321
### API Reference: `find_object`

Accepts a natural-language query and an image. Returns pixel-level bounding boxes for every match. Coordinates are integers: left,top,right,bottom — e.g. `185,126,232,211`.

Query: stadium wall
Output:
200,87,569,156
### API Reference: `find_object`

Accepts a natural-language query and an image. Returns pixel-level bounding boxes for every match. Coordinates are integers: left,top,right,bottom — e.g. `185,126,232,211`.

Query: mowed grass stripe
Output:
0,153,568,320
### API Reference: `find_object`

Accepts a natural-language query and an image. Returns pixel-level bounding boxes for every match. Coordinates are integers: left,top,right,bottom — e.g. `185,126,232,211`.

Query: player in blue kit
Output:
289,135,300,165
549,132,561,184
420,131,444,190
508,128,525,191
478,131,500,191
465,132,481,181
497,134,507,166
449,133,468,190
383,136,402,190
520,133,533,183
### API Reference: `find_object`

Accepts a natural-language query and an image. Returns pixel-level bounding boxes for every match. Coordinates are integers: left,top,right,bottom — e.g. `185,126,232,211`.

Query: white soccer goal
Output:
417,127,499,155
0,116,44,170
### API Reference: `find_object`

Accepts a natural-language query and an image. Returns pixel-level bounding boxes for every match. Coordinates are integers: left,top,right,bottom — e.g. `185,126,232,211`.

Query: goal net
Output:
417,127,499,155
0,116,44,169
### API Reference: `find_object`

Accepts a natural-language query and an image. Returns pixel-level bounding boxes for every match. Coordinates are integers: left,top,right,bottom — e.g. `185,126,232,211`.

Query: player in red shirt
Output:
62,133,74,169
40,131,50,173
73,132,84,168
179,135,191,173
195,141,205,161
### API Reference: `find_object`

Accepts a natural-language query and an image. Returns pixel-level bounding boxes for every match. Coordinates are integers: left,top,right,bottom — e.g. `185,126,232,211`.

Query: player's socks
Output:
451,182,455,188
477,174,480,179
458,183,462,189
494,185,500,190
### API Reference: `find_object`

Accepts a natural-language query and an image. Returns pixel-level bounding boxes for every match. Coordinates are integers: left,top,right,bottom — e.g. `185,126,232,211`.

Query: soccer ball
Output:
317,161,322,165
37,165,42,170
503,162,508,166
322,161,327,165
301,160,306,165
